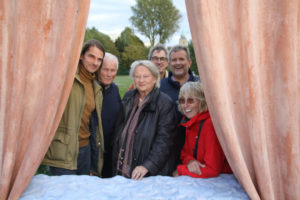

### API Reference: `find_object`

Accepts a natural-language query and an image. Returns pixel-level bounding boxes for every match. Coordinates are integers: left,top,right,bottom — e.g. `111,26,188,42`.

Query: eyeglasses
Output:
178,97,196,105
151,56,168,62
134,75,151,80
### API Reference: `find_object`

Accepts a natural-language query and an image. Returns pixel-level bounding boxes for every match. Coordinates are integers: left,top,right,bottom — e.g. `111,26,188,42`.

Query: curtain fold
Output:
185,0,300,199
0,0,90,199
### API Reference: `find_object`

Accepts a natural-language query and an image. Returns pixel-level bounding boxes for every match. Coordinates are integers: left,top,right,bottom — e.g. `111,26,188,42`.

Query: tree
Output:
84,27,119,57
115,27,148,74
115,27,144,53
121,44,148,73
130,0,181,46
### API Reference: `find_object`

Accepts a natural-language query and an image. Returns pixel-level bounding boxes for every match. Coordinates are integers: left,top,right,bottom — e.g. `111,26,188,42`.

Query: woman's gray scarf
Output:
116,93,150,178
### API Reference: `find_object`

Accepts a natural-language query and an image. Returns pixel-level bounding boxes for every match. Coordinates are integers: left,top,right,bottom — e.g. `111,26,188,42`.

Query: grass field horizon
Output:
114,75,132,98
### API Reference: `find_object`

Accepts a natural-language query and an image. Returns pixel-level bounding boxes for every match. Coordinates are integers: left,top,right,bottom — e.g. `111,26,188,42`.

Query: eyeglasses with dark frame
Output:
177,97,196,105
151,56,168,62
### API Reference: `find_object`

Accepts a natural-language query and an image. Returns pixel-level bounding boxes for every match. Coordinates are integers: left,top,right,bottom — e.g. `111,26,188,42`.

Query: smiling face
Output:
134,65,157,96
99,58,118,86
179,96,200,119
80,46,104,73
170,50,192,81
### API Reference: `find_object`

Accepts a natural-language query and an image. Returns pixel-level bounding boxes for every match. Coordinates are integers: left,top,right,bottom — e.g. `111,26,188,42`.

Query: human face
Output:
99,59,118,86
150,50,168,78
134,65,157,96
80,46,104,73
170,50,192,80
179,96,200,119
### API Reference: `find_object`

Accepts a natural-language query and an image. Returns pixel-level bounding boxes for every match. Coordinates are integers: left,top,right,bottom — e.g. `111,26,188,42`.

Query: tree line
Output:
84,27,198,75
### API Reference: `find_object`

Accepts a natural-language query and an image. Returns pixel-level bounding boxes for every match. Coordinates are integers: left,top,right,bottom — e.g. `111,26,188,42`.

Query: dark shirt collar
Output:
100,82,111,90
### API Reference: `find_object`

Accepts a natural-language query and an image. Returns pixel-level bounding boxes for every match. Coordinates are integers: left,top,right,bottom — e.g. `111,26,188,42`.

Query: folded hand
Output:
131,166,148,181
187,160,205,175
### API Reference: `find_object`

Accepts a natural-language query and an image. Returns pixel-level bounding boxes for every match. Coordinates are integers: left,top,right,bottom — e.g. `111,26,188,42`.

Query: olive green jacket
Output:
42,74,104,175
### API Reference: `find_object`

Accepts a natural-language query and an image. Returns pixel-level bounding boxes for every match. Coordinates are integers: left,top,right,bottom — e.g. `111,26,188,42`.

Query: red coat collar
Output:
180,111,210,128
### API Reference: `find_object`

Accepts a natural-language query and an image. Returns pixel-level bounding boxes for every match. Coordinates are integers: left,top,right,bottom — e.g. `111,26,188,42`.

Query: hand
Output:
187,160,205,175
131,166,148,181
172,169,179,177
90,171,97,176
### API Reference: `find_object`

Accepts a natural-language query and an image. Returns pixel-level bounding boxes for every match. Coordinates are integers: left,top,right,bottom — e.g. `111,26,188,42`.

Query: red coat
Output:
177,111,232,178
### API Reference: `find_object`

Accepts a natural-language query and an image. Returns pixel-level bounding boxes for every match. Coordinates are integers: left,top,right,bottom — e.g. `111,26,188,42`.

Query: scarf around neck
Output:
116,93,150,178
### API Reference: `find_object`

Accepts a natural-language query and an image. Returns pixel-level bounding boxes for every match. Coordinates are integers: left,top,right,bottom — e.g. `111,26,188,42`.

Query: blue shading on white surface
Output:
20,174,249,200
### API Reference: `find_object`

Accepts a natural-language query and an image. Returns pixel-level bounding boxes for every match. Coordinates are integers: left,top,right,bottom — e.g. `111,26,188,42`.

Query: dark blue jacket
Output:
100,82,121,149
90,82,121,177
160,69,200,163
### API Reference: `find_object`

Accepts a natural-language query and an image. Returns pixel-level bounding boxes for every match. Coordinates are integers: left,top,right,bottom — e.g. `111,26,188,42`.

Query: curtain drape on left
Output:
0,1,90,199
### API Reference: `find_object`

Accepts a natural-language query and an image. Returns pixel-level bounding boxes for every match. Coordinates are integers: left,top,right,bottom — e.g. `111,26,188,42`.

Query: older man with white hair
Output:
90,52,121,178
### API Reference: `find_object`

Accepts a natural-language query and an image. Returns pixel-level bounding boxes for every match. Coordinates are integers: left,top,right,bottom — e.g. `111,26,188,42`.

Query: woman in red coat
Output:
173,82,232,178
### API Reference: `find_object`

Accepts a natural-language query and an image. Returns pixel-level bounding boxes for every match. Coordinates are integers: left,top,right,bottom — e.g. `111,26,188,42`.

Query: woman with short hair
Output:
111,60,177,180
173,82,232,178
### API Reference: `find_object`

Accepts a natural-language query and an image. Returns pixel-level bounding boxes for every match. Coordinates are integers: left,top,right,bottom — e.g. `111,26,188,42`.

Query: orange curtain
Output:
0,1,90,199
185,0,300,199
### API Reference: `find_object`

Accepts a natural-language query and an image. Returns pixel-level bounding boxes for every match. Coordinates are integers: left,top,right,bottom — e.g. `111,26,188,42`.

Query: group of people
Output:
42,39,232,180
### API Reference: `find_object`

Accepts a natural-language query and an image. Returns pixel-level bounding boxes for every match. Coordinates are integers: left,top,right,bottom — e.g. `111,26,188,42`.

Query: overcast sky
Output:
86,0,191,47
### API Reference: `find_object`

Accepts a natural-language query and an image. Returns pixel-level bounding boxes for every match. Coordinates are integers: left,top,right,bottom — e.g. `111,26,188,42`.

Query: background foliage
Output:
84,27,198,76
130,0,181,46
85,27,148,75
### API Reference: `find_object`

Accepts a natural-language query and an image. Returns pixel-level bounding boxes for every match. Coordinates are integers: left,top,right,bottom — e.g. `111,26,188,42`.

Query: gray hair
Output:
168,44,191,61
129,60,160,88
148,44,168,60
178,82,207,114
103,52,119,69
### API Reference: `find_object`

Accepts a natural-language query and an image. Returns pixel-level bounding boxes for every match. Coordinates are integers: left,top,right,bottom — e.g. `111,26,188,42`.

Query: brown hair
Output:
77,39,105,73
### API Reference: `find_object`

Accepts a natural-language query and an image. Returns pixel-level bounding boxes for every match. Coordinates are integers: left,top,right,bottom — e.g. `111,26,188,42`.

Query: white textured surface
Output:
20,174,249,200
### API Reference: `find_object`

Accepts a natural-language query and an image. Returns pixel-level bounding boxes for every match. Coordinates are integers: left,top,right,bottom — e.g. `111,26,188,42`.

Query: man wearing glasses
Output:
148,44,169,79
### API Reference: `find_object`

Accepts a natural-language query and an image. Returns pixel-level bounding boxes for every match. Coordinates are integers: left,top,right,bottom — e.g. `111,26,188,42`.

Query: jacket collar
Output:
180,111,210,128
74,74,102,95
99,81,114,94
167,69,198,88
123,87,159,112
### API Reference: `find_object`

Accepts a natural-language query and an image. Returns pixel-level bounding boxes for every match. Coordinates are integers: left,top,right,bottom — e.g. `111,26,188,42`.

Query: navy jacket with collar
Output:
90,81,121,177
160,69,200,163
100,82,121,148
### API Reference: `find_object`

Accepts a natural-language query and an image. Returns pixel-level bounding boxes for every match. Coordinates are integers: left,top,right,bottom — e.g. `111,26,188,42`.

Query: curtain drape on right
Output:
186,0,300,199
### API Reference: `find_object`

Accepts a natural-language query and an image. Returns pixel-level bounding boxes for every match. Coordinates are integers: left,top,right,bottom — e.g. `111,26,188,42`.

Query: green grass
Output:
36,165,51,175
114,75,133,98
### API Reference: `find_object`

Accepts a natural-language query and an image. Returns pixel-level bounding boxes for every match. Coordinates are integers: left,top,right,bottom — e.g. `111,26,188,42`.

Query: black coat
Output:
111,88,177,177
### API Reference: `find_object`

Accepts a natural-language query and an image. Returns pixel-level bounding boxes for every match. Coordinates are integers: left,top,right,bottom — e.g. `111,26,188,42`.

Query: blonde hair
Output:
178,81,207,114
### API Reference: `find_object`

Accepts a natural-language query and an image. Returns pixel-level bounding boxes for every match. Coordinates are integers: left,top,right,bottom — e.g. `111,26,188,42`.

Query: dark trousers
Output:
101,151,112,178
50,143,91,175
